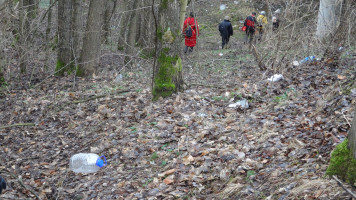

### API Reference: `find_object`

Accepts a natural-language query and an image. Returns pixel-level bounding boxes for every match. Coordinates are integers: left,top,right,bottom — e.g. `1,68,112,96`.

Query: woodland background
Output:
0,0,356,199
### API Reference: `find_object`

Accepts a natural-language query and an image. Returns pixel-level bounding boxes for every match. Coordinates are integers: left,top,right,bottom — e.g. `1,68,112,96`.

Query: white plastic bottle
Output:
69,153,107,173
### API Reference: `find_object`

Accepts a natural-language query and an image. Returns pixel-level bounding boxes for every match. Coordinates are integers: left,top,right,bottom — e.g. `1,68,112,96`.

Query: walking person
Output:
182,12,199,54
256,11,268,41
218,16,233,49
244,12,257,44
272,9,281,31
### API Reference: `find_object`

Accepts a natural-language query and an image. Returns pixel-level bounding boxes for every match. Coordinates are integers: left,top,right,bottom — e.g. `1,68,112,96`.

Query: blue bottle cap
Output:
96,155,107,168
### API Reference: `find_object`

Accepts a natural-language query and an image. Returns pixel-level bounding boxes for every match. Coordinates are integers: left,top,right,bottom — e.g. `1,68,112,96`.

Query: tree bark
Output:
44,0,53,71
19,0,30,74
56,0,73,76
348,108,356,159
102,0,117,44
117,1,130,51
152,0,184,100
78,0,107,76
124,0,139,67
316,0,339,40
71,0,81,59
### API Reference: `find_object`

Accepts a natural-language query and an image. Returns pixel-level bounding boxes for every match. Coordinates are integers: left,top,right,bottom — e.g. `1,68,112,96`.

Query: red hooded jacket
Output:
182,17,199,47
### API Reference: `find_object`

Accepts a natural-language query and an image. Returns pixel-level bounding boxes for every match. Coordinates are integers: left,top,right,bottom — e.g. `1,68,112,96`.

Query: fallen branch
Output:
332,175,356,199
0,123,35,129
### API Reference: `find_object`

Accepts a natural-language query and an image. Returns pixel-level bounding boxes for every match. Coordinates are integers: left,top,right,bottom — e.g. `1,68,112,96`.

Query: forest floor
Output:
1,1,356,200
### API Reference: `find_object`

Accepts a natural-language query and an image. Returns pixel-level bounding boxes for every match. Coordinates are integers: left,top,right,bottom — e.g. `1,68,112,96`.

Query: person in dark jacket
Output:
0,176,6,194
244,12,257,44
219,16,233,49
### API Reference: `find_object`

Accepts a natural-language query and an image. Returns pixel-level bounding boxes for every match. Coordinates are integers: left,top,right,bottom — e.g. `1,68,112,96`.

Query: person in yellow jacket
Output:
256,11,268,41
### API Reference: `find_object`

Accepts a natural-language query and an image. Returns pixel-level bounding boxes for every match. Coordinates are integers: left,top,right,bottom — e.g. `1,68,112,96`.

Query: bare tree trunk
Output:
44,0,53,71
103,0,117,44
316,0,339,40
348,108,356,159
71,0,81,59
124,0,139,67
56,0,73,76
78,0,107,76
19,0,30,74
152,0,184,100
117,1,130,51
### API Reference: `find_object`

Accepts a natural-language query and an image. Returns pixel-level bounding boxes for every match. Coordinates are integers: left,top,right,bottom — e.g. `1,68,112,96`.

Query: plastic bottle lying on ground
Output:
299,56,315,65
69,153,107,173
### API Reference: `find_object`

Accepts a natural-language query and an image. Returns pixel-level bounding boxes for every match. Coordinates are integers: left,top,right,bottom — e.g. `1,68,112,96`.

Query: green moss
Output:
157,26,163,41
55,60,65,76
55,59,77,76
75,65,85,77
161,0,169,9
326,139,356,185
153,48,181,100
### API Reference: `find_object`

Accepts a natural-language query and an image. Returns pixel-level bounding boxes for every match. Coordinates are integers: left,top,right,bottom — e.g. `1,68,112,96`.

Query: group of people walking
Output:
181,10,279,53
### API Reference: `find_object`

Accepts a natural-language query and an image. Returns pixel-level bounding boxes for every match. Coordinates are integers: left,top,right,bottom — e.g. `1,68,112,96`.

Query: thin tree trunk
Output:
117,1,130,51
78,0,107,76
44,0,53,72
56,0,73,76
348,108,356,159
103,0,117,44
19,0,30,74
124,0,139,67
71,0,81,59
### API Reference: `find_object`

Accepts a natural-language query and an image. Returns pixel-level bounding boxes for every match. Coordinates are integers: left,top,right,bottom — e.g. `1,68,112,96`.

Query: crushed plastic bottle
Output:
69,153,107,173
268,74,284,82
299,56,315,65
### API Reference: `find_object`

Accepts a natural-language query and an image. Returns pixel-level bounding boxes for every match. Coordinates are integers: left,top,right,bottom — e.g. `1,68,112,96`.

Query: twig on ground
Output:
1,169,42,200
332,175,356,199
0,123,35,129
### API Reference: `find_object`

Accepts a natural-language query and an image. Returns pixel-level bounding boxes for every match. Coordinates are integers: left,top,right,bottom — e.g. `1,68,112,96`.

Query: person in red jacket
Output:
182,12,199,54
244,12,257,44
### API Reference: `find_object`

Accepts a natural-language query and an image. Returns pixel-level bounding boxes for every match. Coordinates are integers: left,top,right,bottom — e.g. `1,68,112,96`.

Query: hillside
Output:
0,0,356,199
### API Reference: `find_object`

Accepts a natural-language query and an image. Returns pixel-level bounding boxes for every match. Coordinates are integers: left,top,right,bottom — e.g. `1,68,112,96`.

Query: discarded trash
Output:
228,99,249,109
292,61,299,67
69,153,107,173
338,46,344,52
268,74,284,82
115,74,123,83
351,89,356,97
234,1,239,4
219,4,226,10
219,53,223,56
299,56,315,65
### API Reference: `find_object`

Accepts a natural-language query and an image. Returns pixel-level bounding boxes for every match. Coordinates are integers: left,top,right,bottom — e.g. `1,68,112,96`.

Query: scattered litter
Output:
299,56,315,65
292,61,299,67
338,46,344,52
268,74,284,82
219,4,226,10
219,53,223,56
115,74,123,82
228,99,249,109
234,1,239,4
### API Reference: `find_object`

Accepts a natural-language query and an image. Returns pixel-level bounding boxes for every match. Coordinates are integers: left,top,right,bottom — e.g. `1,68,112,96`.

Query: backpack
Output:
219,23,224,33
186,26,193,38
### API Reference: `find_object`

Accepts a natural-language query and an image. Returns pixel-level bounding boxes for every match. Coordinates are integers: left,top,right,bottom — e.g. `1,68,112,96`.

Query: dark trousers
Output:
222,36,230,49
245,28,255,44
184,46,194,54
